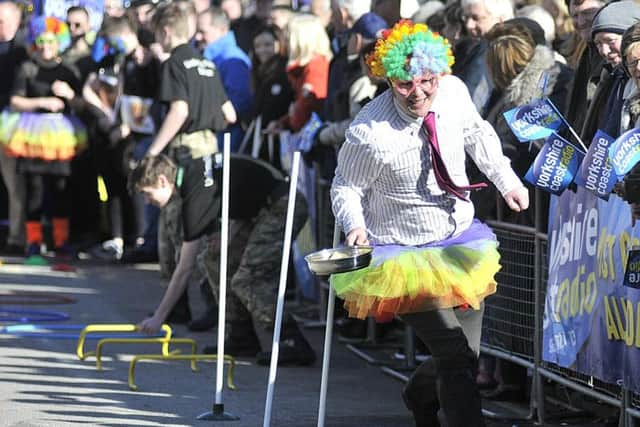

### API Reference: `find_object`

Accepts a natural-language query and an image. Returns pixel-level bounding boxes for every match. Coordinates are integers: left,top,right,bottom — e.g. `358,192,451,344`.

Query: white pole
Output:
215,132,231,405
251,115,263,159
263,151,301,427
317,222,340,427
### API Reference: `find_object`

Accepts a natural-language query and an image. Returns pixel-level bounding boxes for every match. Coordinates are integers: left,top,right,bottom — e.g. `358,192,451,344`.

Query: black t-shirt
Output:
227,154,286,220
158,43,229,134
179,154,220,242
179,154,287,241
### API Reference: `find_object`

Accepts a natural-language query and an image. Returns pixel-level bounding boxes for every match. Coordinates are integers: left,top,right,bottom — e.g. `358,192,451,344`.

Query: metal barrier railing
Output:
482,219,639,426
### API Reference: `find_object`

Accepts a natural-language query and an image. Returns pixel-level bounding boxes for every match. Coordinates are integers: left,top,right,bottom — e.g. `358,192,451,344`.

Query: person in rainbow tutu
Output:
0,16,86,262
330,20,529,426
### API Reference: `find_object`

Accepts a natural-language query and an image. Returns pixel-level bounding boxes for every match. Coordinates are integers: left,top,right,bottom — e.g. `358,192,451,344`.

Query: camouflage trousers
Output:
199,192,308,330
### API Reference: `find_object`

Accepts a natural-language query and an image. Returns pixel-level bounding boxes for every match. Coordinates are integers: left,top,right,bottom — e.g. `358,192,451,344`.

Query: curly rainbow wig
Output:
366,20,454,81
28,16,71,53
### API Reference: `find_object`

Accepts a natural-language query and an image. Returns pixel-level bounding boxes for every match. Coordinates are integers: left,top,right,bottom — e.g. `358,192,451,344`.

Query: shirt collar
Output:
391,88,444,130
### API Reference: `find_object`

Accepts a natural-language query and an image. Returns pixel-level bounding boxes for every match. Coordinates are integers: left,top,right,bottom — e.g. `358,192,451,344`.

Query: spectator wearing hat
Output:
316,12,387,149
581,0,640,143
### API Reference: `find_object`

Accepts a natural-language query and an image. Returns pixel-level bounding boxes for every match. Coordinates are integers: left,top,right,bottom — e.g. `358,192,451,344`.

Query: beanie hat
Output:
350,12,387,40
591,0,640,40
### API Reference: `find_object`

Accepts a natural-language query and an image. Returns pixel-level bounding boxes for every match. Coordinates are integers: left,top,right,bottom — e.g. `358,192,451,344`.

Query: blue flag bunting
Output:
289,112,323,153
574,130,618,200
608,127,640,176
525,133,584,195
503,98,565,142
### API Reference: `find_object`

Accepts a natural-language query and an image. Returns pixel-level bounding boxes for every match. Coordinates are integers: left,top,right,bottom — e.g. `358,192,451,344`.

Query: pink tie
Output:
424,112,487,201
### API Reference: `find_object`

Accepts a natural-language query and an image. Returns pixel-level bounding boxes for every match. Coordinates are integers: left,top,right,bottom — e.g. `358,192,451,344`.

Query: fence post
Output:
533,188,546,424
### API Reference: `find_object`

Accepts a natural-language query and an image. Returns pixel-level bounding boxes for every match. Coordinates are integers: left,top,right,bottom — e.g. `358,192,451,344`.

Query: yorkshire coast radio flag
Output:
503,98,565,142
525,132,584,195
608,127,640,176
574,130,618,200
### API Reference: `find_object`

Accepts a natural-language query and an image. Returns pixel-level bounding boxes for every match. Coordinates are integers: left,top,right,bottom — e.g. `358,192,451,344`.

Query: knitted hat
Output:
591,0,640,40
350,12,387,40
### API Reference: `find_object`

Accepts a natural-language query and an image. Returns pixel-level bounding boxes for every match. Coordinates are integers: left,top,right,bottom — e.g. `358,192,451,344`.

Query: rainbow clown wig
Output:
28,16,71,53
366,20,454,81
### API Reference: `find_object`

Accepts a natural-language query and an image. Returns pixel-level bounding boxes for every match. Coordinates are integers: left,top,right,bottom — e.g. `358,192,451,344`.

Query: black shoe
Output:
255,335,316,366
202,339,261,357
336,317,367,341
188,308,218,332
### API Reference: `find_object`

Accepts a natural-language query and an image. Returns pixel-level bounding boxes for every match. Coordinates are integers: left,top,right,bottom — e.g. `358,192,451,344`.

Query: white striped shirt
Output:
331,75,523,245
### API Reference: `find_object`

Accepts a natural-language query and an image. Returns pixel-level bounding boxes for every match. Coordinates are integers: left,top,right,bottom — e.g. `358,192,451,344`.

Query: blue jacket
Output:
202,31,253,119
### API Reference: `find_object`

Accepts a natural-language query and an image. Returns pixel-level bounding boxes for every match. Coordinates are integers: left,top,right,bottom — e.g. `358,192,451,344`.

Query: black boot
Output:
256,317,316,366
166,290,191,324
203,319,262,357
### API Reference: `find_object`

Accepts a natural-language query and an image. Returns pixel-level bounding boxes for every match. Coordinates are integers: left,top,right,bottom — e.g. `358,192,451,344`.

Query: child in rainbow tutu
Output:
0,16,86,261
330,20,529,426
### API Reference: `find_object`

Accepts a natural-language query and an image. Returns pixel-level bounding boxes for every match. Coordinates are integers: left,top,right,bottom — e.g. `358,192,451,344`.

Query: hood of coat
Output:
503,44,557,106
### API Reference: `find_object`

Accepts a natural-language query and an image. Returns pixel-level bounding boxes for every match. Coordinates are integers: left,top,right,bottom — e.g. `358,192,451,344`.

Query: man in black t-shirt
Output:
131,153,316,366
131,154,218,333
146,1,236,160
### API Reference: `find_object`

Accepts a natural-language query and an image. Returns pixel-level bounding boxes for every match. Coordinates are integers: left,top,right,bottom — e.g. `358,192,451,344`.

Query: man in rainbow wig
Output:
331,20,529,426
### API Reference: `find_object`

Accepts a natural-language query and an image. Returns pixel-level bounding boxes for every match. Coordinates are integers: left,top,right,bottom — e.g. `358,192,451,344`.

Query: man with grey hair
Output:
0,1,28,255
455,0,514,113
195,7,253,152
220,0,265,53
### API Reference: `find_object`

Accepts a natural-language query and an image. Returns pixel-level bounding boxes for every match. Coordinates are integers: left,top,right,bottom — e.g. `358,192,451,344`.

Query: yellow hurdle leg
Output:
95,337,197,370
128,354,236,392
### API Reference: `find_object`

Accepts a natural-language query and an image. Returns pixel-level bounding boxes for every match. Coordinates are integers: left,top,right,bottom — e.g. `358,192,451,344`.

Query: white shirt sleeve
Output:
331,124,383,235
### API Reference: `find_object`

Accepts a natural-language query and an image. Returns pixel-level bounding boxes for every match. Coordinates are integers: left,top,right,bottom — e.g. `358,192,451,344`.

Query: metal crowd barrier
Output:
483,219,639,426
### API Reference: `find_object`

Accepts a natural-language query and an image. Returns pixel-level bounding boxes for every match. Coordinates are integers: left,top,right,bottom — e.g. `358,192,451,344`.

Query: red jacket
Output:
281,54,329,132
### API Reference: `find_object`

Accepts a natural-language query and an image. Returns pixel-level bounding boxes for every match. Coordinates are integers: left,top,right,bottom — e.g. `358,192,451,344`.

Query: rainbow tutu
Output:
0,110,87,161
330,220,501,321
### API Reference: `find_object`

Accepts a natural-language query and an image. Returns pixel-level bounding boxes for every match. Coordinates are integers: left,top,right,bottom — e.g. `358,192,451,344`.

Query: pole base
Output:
197,404,239,421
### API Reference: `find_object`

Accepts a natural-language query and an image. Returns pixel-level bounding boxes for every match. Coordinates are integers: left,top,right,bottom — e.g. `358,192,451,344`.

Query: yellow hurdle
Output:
128,354,237,392
95,337,197,370
76,324,172,360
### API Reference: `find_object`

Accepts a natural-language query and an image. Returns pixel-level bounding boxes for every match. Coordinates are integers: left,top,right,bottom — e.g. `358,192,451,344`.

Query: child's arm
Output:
147,100,189,156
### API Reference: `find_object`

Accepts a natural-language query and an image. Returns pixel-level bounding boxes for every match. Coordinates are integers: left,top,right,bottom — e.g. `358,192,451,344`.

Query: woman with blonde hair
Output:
266,13,332,133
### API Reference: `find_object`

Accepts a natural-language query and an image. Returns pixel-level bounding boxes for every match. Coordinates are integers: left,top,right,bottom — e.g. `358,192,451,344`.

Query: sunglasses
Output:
67,21,84,29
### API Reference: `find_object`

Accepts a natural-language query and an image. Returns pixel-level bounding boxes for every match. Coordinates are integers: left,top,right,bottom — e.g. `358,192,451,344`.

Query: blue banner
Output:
574,130,618,200
40,0,104,32
503,98,565,142
609,127,640,176
544,188,640,391
525,133,583,195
